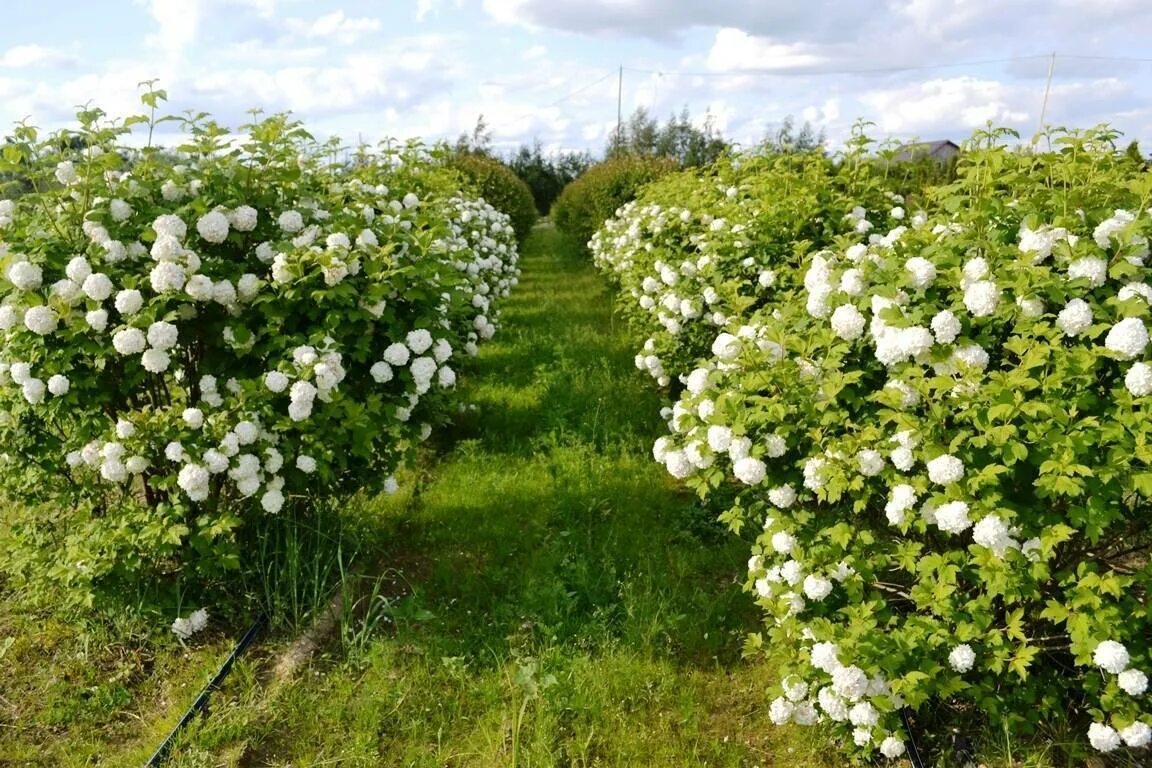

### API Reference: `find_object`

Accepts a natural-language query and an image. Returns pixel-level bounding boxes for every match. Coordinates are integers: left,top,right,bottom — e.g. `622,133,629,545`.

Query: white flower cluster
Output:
171,607,209,640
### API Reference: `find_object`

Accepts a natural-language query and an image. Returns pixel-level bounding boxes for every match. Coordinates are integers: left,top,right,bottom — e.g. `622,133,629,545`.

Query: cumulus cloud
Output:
0,45,76,69
284,10,382,44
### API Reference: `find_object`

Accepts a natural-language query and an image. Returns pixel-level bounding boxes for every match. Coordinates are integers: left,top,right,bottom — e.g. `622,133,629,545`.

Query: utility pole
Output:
1038,51,1056,137
616,65,623,147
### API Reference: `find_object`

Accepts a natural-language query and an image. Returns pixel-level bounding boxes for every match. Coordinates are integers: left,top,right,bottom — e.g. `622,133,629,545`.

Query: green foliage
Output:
593,123,1152,762
448,151,539,242
552,155,678,251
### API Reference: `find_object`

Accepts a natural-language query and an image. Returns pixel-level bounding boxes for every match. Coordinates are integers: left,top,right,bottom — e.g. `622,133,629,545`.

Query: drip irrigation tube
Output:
899,707,928,768
145,614,267,767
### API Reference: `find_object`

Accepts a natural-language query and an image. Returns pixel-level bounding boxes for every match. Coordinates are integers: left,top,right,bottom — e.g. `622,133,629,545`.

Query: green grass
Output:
1,223,833,767
160,223,830,766
0,224,1085,767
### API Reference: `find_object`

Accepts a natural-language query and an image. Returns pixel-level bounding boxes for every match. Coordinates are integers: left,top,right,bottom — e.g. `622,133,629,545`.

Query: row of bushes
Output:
552,155,679,249
0,99,521,609
590,126,1152,762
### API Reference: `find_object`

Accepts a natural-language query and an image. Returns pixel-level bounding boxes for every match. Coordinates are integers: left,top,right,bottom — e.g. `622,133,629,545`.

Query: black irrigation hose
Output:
899,707,929,768
145,614,267,767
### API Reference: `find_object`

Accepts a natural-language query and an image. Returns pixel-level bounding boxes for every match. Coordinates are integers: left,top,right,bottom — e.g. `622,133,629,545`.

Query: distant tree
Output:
455,115,493,156
1126,140,1148,170
506,140,594,215
606,106,729,168
762,115,826,154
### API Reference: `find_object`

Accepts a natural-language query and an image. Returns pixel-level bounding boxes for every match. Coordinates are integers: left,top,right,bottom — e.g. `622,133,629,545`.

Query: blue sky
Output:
1,0,1151,155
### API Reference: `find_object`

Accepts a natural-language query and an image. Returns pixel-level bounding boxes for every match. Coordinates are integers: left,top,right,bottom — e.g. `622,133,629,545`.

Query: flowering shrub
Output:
595,126,1152,760
591,147,899,391
551,155,678,250
446,152,538,243
0,98,519,604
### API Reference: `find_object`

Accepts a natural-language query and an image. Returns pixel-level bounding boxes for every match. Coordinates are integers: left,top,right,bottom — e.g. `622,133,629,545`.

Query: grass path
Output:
2,224,832,767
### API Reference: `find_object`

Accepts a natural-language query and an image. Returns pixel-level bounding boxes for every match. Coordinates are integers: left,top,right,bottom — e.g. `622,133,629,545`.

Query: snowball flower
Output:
1105,317,1148,360
147,321,179,350
935,501,972,534
765,434,786,458
86,309,109,332
141,348,170,372
66,256,92,283
771,531,796,555
972,515,1017,557
926,454,964,485
82,272,114,301
848,701,879,727
47,374,70,395
112,327,147,355
114,289,144,316
185,274,214,301
949,644,976,672
407,328,434,354
296,455,317,473
383,342,411,366
810,642,841,673
880,736,906,758
1119,669,1148,695
768,485,797,508
831,665,868,701
963,280,1000,317
23,305,58,335
150,262,186,293
1088,723,1122,753
261,489,285,514
904,256,936,289
931,310,961,344
884,484,917,525
54,160,78,185
177,463,210,501
857,449,885,476
1095,640,1131,674
153,213,187,240
370,361,394,383
803,575,833,601
278,210,304,233
230,205,258,231
1056,299,1093,337
830,304,865,340
1120,722,1151,748
1068,256,1108,287
265,370,290,393
22,377,46,404
8,261,43,291
733,456,766,486
711,332,742,361
183,408,205,429
768,697,794,725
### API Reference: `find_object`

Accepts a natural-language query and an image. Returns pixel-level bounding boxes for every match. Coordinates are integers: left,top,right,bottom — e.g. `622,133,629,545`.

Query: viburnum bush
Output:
591,138,904,395
0,92,519,605
595,126,1152,760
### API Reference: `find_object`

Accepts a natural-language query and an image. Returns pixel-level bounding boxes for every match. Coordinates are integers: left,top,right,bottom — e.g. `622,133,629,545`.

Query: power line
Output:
623,53,1053,79
544,69,618,108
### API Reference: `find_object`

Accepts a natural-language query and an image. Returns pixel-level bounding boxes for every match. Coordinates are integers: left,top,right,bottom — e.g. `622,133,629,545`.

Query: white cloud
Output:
704,29,825,72
143,0,203,55
284,10,382,44
0,45,75,69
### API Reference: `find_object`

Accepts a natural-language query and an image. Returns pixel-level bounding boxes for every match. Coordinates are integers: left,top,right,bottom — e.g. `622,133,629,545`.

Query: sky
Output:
0,0,1151,155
